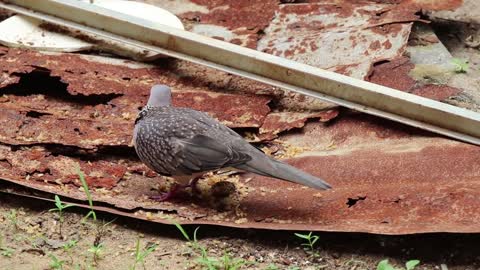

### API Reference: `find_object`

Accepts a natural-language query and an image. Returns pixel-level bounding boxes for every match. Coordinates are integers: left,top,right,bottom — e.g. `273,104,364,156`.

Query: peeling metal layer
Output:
0,47,274,148
1,113,479,234
0,144,126,189
144,0,279,49
259,109,339,140
178,0,278,49
257,2,414,79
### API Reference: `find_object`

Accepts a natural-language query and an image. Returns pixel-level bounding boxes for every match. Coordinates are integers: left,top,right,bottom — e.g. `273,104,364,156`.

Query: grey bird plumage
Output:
133,85,332,190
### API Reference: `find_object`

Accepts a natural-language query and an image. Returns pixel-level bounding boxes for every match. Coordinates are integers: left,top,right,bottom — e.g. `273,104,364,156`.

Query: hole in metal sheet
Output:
0,69,122,105
346,196,366,208
25,111,51,118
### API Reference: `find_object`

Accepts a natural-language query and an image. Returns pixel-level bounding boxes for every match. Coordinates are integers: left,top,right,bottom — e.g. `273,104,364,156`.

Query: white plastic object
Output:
0,0,184,59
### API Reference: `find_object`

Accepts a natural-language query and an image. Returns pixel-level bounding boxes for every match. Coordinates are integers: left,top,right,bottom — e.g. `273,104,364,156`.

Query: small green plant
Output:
377,259,420,270
88,243,104,265
5,209,18,230
405,260,421,270
217,252,248,270
77,166,97,222
294,232,320,256
49,254,66,270
265,264,279,270
62,239,78,263
49,195,75,237
0,247,14,258
172,221,252,270
0,235,13,258
451,58,469,73
129,238,158,270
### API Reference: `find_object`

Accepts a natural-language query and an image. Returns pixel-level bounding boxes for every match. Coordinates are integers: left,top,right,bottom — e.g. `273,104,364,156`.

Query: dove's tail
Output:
236,152,332,190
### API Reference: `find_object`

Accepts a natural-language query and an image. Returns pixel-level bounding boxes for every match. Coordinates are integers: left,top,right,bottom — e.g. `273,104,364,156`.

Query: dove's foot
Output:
149,184,181,202
150,176,203,202
188,176,202,194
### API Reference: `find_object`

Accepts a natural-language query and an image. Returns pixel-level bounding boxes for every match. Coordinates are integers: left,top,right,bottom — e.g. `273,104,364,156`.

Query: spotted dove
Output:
133,85,331,200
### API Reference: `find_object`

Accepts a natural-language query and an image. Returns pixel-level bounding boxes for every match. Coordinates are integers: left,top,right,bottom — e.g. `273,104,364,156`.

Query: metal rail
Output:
1,0,480,145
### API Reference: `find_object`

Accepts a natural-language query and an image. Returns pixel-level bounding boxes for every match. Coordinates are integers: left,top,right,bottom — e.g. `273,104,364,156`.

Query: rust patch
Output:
180,0,278,48
280,2,356,17
404,0,463,11
185,0,277,30
174,90,271,128
259,109,339,140
411,84,462,101
367,57,416,91
0,47,272,149
258,2,414,79
0,145,125,189
367,57,462,101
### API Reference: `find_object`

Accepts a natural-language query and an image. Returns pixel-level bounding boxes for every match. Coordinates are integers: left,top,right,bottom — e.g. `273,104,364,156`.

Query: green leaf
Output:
134,238,141,260
311,235,319,246
54,195,62,207
294,233,310,240
406,260,420,270
193,227,200,243
172,222,191,242
77,165,96,221
377,259,395,270
62,204,75,209
451,58,469,73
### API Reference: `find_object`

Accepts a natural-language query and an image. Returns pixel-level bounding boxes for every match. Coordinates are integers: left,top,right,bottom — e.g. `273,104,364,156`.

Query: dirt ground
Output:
2,192,480,270
1,11,480,270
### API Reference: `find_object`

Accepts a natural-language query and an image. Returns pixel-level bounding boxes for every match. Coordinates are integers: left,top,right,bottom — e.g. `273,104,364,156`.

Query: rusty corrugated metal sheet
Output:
1,114,479,234
1,0,478,234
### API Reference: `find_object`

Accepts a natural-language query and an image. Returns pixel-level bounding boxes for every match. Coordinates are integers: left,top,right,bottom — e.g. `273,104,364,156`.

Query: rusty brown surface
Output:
407,0,463,11
367,56,463,101
177,0,278,49
259,110,339,140
0,48,276,148
1,113,480,234
0,0,479,234
256,2,414,79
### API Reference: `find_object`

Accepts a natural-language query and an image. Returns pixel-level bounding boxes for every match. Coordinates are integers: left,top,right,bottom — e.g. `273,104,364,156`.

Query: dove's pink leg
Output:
189,176,202,194
149,176,203,202
149,184,181,202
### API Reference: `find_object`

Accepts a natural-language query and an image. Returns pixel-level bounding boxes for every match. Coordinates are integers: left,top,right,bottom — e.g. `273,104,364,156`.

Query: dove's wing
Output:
172,134,251,175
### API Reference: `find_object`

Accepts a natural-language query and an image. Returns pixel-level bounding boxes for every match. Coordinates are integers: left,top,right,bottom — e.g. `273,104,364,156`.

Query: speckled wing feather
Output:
173,134,251,175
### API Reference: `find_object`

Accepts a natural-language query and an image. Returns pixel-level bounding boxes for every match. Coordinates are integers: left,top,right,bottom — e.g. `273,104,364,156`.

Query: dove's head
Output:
147,84,172,107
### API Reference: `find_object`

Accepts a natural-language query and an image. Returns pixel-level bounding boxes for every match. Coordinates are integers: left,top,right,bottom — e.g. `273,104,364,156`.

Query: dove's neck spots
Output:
135,105,172,125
